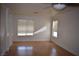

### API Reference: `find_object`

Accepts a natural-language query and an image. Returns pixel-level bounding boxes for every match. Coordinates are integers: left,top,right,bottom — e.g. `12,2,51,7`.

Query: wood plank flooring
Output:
4,41,74,56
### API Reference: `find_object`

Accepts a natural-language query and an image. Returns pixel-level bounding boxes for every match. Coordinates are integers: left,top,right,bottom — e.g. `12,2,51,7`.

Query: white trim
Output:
51,40,77,55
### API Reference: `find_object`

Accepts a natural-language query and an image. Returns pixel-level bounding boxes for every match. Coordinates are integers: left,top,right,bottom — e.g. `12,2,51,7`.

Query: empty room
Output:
0,3,79,56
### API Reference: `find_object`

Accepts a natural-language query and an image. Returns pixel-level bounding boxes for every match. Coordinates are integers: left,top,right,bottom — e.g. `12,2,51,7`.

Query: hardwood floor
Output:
4,41,74,56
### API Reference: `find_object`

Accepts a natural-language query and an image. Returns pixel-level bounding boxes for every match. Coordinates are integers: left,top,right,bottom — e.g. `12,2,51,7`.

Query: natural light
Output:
53,32,57,38
18,33,33,36
17,19,34,36
52,20,58,38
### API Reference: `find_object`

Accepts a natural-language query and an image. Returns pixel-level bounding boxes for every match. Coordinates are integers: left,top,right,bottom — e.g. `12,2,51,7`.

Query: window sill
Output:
18,35,33,37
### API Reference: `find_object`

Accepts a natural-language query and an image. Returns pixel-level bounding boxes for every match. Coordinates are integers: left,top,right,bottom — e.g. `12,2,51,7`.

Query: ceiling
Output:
6,3,58,16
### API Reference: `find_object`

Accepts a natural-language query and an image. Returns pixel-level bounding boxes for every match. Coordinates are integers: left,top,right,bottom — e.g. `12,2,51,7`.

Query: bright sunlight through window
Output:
17,19,34,36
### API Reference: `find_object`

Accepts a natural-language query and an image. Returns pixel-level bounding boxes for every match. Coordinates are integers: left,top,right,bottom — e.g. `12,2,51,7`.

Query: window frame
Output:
17,19,34,36
52,18,59,39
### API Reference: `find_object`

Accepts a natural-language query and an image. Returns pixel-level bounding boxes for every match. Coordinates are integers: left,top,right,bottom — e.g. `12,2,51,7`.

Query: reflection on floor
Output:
17,46,33,56
4,41,74,56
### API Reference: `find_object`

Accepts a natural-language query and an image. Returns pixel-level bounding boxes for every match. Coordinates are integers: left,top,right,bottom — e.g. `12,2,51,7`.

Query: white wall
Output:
0,4,14,55
51,7,79,55
13,16,51,41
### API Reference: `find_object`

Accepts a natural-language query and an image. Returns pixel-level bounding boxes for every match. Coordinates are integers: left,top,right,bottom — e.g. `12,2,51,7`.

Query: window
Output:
17,19,34,36
52,19,58,38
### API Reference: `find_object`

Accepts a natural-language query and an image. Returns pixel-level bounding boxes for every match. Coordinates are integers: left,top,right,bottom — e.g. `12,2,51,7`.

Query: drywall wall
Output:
13,16,51,41
0,4,14,55
51,7,79,55
0,4,1,55
5,7,14,51
0,5,7,55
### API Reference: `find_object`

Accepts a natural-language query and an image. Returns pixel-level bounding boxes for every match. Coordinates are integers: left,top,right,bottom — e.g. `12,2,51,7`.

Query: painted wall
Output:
0,4,1,55
0,5,7,55
13,16,51,41
51,7,79,55
0,4,14,55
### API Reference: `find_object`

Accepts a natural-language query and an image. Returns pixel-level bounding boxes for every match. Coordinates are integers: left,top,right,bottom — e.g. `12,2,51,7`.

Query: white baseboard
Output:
51,40,77,55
